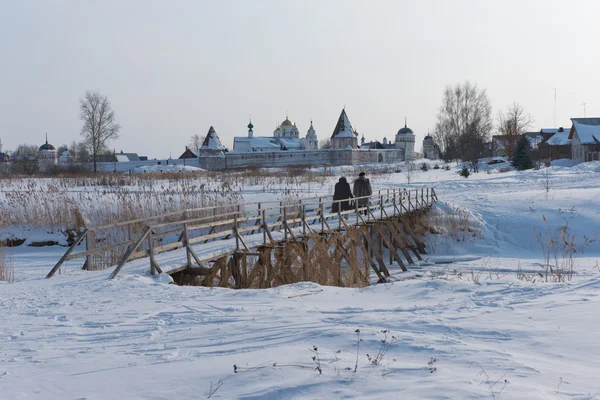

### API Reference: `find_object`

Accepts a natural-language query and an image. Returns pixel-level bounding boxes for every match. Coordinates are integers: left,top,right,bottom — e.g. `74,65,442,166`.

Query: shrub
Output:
444,165,450,171
433,164,440,170
420,162,429,171
459,166,470,178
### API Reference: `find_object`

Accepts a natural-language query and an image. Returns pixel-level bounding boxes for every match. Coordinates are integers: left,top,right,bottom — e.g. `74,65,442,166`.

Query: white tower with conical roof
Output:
306,120,318,149
330,109,358,149
199,126,226,158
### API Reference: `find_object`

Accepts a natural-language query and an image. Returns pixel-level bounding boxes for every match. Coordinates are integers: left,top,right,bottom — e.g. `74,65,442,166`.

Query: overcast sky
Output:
1,0,599,157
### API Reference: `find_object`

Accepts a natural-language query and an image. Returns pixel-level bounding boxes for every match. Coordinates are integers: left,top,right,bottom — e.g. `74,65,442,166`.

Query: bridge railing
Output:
47,187,438,278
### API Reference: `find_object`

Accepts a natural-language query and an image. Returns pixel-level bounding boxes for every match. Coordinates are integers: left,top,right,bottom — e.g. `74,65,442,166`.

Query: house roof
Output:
570,120,600,144
544,131,571,146
571,117,600,126
178,149,199,159
279,138,302,149
540,128,566,134
233,137,280,150
117,153,140,162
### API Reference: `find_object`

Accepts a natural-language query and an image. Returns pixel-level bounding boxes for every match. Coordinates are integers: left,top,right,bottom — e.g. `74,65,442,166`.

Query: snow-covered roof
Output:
545,131,571,146
115,154,130,162
331,109,357,139
279,138,302,149
233,137,280,149
200,126,225,151
541,128,566,134
572,121,600,144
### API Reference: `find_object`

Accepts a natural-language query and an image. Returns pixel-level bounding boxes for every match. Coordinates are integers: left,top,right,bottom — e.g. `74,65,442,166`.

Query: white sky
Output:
1,0,599,157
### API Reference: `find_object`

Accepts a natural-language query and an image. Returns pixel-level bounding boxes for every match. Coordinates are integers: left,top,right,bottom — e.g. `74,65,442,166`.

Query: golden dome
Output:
281,118,293,126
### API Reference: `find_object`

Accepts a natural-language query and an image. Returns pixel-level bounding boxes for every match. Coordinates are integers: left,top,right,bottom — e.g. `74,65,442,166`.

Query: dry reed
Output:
0,244,15,282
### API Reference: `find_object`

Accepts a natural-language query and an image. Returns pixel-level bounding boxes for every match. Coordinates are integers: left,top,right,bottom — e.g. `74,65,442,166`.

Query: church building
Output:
232,116,318,152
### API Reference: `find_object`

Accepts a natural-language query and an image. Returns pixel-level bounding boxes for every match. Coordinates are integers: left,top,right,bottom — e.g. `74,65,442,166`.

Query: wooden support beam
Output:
46,229,88,278
368,212,407,272
183,223,192,268
110,227,151,279
348,226,386,282
385,220,415,265
360,226,391,277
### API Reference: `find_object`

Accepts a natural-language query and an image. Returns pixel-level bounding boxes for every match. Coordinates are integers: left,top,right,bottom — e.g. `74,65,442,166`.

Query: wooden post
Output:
234,213,240,251
262,209,267,245
320,201,325,233
337,202,341,230
251,202,261,235
421,188,424,207
283,206,288,240
355,197,359,226
127,224,132,244
183,222,192,268
399,191,403,215
302,204,306,236
85,230,95,271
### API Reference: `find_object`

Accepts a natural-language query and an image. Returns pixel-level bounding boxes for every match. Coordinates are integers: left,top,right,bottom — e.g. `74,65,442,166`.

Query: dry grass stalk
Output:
533,215,590,282
0,244,15,282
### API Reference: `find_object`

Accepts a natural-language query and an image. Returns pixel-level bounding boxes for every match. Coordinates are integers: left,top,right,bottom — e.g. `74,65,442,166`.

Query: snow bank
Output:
551,158,577,167
133,164,205,173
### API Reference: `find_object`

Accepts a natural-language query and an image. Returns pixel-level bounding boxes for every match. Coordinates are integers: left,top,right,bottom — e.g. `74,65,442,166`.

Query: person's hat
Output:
339,176,347,182
359,172,366,176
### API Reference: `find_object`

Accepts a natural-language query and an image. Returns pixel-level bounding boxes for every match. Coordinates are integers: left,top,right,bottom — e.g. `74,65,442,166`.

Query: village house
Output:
569,118,600,162
537,127,571,161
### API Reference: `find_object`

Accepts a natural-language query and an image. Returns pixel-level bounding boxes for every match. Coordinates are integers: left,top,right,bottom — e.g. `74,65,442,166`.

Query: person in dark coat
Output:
332,177,354,213
353,172,372,215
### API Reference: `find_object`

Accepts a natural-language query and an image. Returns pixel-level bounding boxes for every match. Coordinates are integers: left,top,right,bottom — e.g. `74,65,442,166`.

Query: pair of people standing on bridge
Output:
332,172,372,215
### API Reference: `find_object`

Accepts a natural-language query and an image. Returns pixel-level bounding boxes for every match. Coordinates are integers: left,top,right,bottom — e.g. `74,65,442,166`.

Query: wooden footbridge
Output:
47,187,438,287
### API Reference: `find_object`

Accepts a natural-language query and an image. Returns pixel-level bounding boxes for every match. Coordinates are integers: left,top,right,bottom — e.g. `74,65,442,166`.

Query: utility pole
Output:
554,88,557,127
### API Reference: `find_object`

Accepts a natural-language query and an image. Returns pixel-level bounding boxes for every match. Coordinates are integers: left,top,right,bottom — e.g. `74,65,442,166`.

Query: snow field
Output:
1,160,600,399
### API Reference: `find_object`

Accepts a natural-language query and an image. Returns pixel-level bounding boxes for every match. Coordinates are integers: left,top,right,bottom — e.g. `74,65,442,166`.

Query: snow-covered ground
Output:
1,160,600,399
132,164,205,173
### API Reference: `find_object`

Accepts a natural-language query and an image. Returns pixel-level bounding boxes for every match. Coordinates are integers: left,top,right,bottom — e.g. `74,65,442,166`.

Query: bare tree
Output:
11,144,39,175
496,103,533,160
319,138,331,149
79,90,121,172
433,82,493,167
188,134,205,152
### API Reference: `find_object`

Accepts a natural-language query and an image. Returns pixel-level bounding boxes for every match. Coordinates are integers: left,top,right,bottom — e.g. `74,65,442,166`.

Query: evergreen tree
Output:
511,135,533,170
